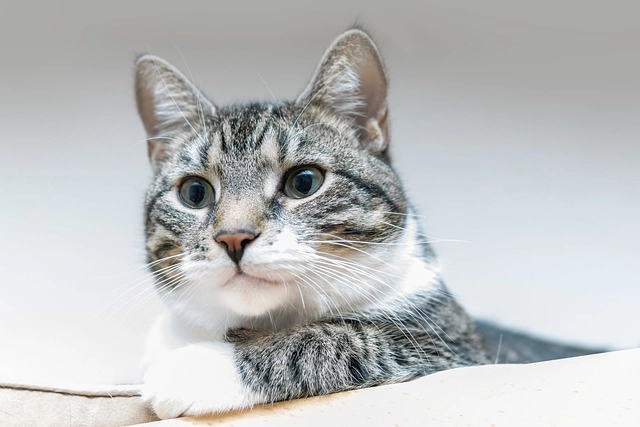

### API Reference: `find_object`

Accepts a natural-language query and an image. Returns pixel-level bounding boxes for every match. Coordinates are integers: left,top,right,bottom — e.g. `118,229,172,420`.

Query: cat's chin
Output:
217,272,290,317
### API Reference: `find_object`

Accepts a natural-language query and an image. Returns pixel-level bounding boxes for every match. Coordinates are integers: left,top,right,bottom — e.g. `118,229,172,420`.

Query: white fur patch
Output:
142,341,263,419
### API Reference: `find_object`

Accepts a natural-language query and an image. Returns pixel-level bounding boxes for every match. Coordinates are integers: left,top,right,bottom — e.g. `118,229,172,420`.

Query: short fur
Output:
136,29,494,419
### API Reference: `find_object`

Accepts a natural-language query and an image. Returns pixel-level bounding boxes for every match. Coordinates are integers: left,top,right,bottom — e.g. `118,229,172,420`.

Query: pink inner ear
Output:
137,85,160,137
356,55,387,128
348,44,388,152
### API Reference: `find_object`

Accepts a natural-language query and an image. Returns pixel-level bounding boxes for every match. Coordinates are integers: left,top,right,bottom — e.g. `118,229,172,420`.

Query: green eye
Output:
284,167,324,199
178,177,213,208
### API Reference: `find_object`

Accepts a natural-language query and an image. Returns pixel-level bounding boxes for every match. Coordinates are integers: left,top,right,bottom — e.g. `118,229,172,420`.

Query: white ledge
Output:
141,348,640,426
1,349,638,426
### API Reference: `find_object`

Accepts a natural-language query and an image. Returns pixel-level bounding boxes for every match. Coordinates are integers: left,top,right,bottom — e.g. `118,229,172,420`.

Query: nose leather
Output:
215,230,257,264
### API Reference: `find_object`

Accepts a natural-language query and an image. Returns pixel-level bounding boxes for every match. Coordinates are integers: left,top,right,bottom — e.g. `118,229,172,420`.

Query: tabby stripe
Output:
252,117,271,149
151,207,192,237
145,189,169,229
219,127,227,152
154,216,182,237
277,128,296,162
197,135,211,168
332,169,401,213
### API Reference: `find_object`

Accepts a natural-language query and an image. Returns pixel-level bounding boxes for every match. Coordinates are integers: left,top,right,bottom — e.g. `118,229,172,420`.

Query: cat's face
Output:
137,31,415,331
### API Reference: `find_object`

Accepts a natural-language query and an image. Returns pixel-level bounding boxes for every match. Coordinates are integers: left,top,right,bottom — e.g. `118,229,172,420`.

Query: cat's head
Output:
135,30,427,332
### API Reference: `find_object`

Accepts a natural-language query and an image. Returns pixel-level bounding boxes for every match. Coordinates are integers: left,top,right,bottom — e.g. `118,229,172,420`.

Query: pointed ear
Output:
296,29,389,153
134,54,215,168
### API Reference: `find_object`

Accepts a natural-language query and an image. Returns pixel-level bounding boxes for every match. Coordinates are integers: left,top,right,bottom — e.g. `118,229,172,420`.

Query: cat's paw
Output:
142,341,263,419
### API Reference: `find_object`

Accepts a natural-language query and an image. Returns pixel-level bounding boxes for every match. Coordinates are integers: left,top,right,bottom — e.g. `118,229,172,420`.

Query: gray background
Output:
0,0,638,384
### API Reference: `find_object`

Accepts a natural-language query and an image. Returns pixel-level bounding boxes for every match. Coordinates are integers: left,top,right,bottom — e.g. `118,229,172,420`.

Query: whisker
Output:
306,259,432,362
307,251,457,357
93,253,185,281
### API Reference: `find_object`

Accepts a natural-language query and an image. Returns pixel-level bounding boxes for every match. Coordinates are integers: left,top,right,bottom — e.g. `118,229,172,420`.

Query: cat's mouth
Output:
223,271,278,288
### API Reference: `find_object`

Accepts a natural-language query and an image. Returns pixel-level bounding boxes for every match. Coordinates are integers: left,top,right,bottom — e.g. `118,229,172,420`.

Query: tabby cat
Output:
135,29,491,419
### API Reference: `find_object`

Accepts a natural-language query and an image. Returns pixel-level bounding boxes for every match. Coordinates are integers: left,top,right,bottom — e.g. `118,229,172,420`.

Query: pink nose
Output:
215,230,257,264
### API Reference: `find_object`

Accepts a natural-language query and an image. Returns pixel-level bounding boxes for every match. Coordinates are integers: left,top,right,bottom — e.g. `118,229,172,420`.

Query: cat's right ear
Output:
135,55,215,170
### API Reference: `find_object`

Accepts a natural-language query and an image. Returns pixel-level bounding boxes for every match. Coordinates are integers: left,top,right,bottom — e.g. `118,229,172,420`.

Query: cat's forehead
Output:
164,101,356,186
208,104,348,166
212,103,285,153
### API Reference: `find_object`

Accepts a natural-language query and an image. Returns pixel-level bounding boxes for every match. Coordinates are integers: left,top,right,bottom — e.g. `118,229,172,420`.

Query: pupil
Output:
293,171,314,194
188,182,205,204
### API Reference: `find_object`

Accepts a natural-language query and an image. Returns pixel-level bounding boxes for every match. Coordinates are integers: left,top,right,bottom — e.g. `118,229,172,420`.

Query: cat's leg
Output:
142,317,462,419
142,292,488,419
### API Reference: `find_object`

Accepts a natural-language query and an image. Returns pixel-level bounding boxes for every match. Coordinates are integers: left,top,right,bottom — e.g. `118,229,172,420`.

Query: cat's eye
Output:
284,167,324,199
178,177,214,209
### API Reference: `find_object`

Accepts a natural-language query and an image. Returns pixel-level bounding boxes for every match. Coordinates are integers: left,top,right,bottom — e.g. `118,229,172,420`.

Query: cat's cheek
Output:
142,342,263,419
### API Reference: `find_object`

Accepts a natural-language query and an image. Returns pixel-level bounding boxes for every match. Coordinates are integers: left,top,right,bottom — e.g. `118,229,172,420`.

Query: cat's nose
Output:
215,229,258,264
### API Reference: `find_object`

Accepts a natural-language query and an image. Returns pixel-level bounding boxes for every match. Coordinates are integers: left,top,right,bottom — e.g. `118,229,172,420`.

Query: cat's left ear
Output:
135,55,215,170
297,29,389,153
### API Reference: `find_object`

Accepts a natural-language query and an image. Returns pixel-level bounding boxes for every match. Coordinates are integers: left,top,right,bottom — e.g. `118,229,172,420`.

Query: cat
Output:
134,28,590,419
